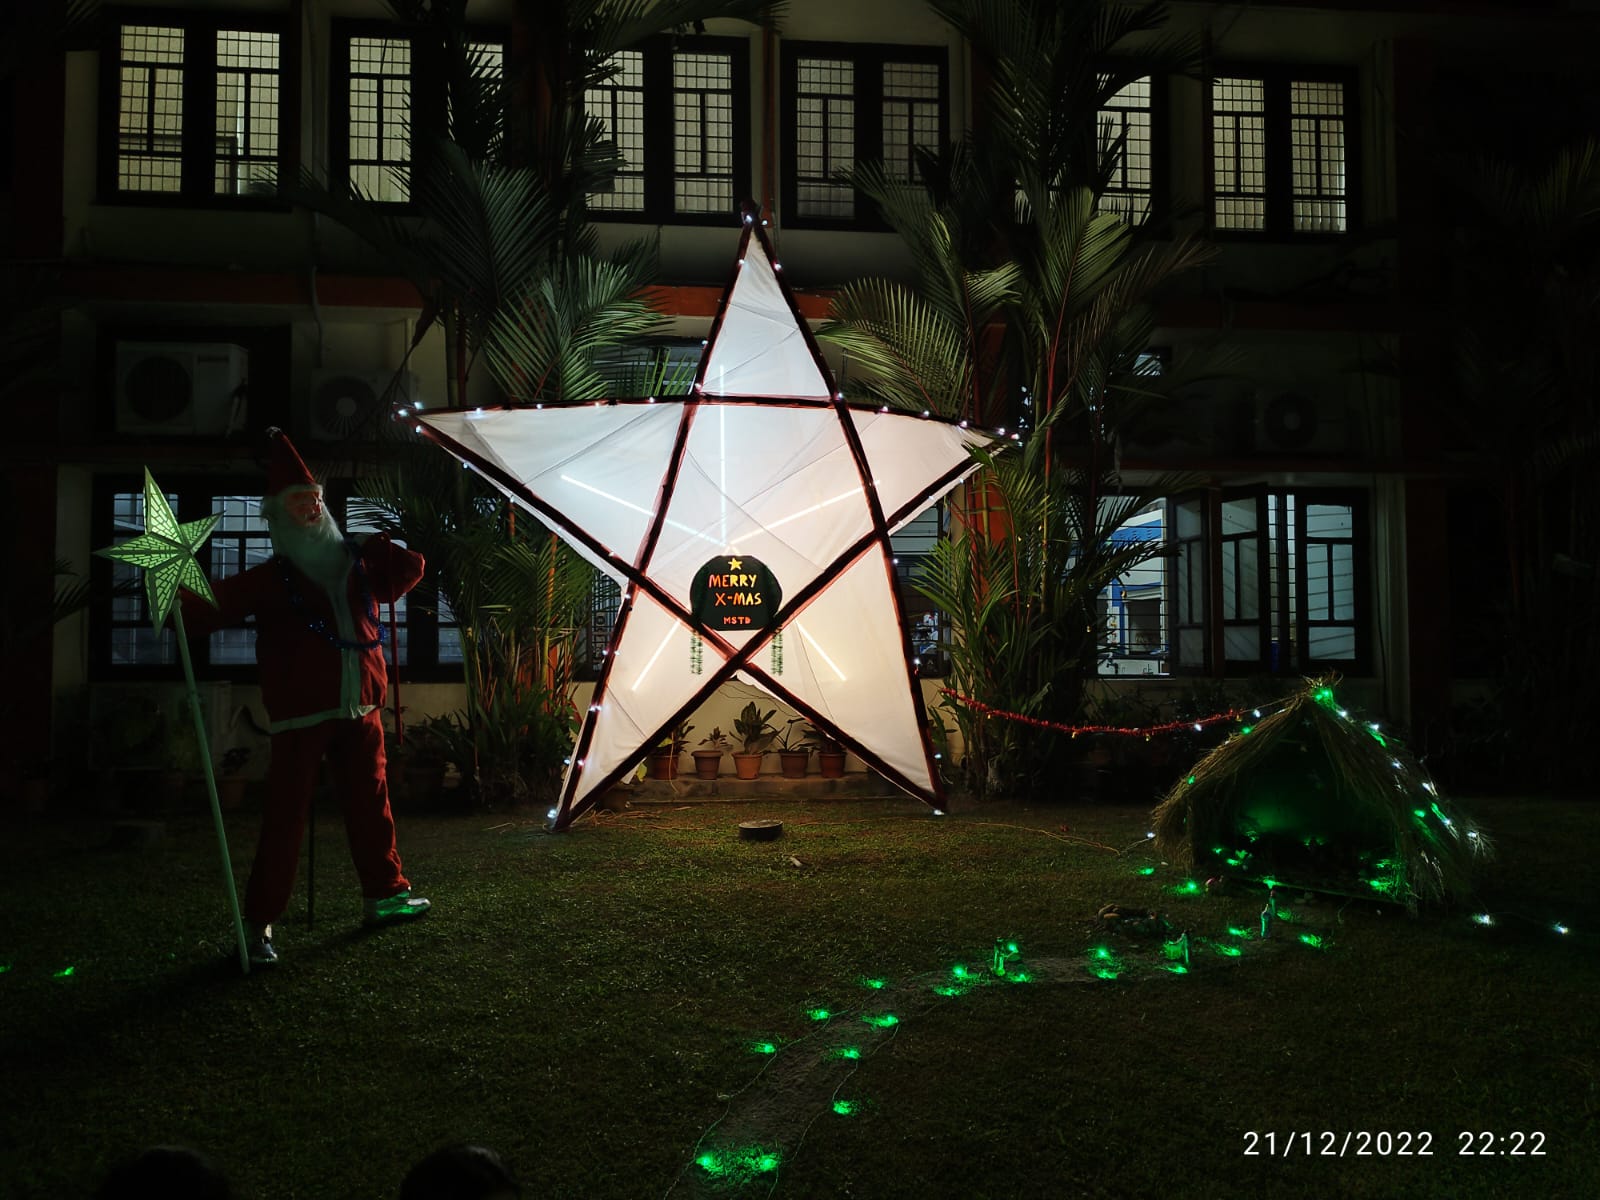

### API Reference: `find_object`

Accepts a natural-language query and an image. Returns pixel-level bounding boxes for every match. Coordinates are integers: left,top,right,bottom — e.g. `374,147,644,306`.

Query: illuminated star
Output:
94,468,219,628
419,215,998,830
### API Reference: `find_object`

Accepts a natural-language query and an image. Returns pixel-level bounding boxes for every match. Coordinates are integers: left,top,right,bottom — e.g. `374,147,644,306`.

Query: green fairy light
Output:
1186,775,1197,785
1009,971,1031,983
1093,967,1119,980
1214,943,1242,957
1005,941,1019,954
754,1154,779,1173
1226,926,1253,939
696,1153,723,1175
806,1008,831,1021
933,985,962,997
749,1040,777,1055
1299,933,1326,949
951,964,971,980
1472,913,1494,927
1313,686,1335,705
1172,879,1203,896
860,977,886,990
1554,923,1570,935
1368,725,1388,747
1137,866,1156,876
833,1100,856,1116
862,1013,899,1028
1164,964,1189,975
0,962,11,974
835,1047,862,1060
1239,725,1254,735
1091,945,1116,961
53,966,76,978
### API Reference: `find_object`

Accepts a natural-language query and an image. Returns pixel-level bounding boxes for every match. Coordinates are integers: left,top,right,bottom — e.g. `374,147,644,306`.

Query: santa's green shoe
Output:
364,890,431,926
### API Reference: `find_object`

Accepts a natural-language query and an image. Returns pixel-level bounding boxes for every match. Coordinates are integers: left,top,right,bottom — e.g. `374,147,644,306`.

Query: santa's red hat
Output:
264,427,317,496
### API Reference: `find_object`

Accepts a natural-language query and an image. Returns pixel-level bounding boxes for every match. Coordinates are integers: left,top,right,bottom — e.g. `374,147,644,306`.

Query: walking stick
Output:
95,470,249,974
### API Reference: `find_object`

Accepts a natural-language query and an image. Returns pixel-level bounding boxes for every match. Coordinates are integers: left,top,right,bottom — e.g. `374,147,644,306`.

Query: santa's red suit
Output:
179,430,426,941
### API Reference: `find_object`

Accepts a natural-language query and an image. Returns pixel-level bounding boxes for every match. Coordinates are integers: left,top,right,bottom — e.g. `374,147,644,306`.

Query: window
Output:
893,502,949,676
585,37,748,222
1098,75,1155,225
332,26,506,205
1163,488,1370,675
1209,68,1353,234
782,43,947,227
92,481,461,681
104,17,286,202
1097,501,1168,676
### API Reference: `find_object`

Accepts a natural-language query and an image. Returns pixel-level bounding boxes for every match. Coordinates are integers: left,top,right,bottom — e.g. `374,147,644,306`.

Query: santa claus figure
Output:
180,428,429,966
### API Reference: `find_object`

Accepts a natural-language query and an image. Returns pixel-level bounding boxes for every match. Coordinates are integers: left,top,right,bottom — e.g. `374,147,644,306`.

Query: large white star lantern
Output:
418,217,998,830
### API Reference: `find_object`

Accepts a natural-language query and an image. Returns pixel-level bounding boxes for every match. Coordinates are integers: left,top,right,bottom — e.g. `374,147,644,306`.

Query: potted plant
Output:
803,724,848,779
774,718,811,779
732,702,777,780
648,722,693,780
217,746,251,811
692,727,730,779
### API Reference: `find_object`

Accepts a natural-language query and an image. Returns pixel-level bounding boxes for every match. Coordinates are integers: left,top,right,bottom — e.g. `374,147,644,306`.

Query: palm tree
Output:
820,0,1214,797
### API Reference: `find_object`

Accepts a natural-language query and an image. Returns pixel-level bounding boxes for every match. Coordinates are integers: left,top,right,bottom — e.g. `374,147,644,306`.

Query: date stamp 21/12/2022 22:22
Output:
1243,1130,1547,1157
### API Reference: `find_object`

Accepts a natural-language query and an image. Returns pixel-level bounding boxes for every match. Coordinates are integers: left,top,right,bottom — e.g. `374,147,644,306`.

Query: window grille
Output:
213,31,281,195
348,36,411,202
586,51,646,212
673,53,736,213
1211,76,1266,230
794,58,856,219
1098,76,1153,225
117,25,186,193
881,61,940,183
108,489,179,666
1291,81,1347,231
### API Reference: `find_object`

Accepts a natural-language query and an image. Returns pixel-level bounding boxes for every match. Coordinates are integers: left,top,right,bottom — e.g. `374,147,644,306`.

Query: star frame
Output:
93,468,219,630
418,215,999,830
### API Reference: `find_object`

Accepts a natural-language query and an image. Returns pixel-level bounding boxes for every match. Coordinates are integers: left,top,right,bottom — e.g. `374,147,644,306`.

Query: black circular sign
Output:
690,555,782,633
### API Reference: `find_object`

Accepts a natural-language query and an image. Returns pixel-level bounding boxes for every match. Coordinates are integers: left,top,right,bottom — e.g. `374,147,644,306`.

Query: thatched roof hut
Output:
1151,681,1488,910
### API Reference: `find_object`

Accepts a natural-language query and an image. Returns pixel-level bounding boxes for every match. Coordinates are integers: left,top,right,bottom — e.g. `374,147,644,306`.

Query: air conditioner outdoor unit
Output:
1256,390,1357,455
115,342,249,436
306,369,417,441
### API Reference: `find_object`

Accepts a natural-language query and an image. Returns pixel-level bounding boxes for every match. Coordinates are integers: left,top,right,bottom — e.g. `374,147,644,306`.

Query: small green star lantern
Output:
94,468,220,628
94,468,248,972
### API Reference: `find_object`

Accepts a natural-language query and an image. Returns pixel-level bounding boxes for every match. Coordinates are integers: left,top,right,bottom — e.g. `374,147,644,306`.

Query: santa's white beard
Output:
270,509,351,589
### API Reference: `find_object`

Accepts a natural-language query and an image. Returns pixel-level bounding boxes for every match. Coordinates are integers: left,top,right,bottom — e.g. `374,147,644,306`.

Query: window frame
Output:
328,19,508,209
1094,69,1169,228
97,7,295,209
1162,485,1371,678
780,40,949,232
1205,63,1359,240
584,34,751,226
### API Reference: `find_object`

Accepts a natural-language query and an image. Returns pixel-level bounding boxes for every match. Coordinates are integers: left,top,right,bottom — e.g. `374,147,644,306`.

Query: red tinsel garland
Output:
938,688,1249,738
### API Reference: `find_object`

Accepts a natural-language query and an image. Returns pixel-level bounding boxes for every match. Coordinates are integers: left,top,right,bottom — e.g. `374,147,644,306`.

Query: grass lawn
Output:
2,793,1597,1198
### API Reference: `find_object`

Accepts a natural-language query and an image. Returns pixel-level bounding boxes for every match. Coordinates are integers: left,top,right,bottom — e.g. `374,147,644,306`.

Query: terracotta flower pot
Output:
647,752,679,780
817,750,847,779
732,752,764,780
778,750,810,779
691,750,724,780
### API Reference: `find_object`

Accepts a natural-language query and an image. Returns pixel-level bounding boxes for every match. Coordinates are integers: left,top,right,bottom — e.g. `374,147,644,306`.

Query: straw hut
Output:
1151,681,1488,911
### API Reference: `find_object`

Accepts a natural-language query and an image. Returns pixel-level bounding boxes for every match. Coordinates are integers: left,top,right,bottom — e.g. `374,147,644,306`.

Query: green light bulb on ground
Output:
952,964,970,980
1215,944,1242,957
833,1100,856,1116
1009,971,1031,983
836,1046,861,1060
53,966,75,978
861,977,885,990
933,985,962,997
806,1008,831,1021
755,1153,779,1172
1137,866,1156,876
696,1153,723,1175
1164,964,1189,975
1299,933,1325,948
1093,967,1119,980
862,1013,898,1028
750,1041,777,1055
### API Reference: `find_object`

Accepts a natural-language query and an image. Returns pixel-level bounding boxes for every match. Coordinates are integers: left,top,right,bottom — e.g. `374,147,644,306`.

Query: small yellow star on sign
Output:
727,557,743,572
93,468,220,630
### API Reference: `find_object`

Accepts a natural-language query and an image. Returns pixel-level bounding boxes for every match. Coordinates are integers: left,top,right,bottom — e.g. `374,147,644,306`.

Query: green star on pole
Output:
93,468,220,628
93,469,248,973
